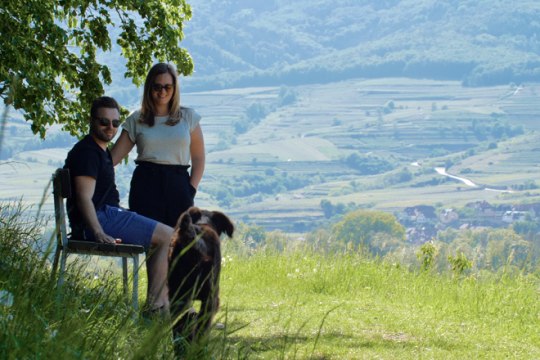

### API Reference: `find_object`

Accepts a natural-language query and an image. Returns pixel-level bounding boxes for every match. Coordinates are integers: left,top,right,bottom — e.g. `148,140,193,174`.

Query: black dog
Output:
168,206,234,351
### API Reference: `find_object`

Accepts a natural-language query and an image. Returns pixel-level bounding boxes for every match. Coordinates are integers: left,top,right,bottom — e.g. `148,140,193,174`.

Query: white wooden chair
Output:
50,168,145,310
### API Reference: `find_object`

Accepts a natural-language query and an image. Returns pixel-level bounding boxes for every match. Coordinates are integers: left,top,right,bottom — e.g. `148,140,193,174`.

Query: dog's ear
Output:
179,211,192,229
175,210,189,229
210,211,234,238
177,211,196,239
187,206,203,223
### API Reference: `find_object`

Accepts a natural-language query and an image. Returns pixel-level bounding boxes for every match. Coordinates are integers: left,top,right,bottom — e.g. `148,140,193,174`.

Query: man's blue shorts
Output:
84,205,157,251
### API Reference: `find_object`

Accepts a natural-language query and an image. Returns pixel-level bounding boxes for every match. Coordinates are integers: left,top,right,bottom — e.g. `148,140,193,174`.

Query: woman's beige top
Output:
122,107,201,165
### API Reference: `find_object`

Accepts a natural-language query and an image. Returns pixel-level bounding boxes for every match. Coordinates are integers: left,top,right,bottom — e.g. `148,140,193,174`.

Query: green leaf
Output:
0,0,194,139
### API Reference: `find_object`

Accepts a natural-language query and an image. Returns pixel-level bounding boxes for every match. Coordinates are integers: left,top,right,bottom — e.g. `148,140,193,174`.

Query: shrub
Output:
417,242,438,272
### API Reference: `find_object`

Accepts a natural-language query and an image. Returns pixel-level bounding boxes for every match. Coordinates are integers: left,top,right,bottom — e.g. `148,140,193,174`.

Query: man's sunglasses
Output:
95,117,121,128
152,84,174,93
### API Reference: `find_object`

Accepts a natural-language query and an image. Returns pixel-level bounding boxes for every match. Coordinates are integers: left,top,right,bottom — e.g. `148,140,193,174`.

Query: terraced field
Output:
2,78,540,231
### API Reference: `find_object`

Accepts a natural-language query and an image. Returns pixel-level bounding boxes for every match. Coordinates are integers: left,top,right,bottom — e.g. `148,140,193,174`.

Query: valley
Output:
1,78,540,232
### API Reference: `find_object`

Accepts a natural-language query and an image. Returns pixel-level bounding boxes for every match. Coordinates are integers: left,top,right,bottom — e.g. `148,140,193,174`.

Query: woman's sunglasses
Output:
95,117,121,128
152,84,174,93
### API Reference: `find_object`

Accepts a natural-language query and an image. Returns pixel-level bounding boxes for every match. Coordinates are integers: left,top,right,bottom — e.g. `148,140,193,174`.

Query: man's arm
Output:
74,176,120,244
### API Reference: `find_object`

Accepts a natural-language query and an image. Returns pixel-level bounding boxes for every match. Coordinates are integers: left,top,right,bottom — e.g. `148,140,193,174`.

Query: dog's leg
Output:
194,271,220,341
196,297,216,341
172,300,197,356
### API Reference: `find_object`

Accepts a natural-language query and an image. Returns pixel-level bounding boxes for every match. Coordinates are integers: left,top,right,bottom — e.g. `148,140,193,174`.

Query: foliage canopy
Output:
180,0,540,91
0,0,194,138
333,209,405,251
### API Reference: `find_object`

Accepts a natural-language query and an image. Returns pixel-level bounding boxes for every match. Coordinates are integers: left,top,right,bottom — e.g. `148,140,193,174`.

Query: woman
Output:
112,63,205,227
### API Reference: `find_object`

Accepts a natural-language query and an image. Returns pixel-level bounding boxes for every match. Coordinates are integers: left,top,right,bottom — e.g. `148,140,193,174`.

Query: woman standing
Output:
112,63,205,227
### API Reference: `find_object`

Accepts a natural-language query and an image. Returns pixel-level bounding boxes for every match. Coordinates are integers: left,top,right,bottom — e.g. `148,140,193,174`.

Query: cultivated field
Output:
2,78,540,230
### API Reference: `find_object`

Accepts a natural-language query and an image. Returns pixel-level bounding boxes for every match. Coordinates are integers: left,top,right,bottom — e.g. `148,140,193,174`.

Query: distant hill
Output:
100,1,540,102
178,0,540,91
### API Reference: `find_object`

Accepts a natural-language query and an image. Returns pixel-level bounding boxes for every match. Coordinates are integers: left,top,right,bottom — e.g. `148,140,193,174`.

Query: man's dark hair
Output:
90,96,120,119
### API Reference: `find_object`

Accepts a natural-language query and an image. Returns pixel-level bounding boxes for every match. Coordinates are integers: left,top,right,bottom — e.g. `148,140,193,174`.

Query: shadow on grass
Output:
218,323,464,357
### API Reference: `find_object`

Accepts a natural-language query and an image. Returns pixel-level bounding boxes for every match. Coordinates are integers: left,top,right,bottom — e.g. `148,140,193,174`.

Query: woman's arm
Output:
189,124,205,189
110,130,135,166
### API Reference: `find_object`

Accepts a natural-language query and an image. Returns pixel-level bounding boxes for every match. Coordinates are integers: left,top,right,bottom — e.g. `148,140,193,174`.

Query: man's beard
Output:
91,123,115,143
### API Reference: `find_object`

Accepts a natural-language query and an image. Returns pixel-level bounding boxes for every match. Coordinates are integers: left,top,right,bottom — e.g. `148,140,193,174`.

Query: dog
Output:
168,206,234,351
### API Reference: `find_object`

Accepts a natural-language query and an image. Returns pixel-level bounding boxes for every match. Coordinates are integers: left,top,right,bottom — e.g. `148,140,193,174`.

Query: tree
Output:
417,242,438,272
447,251,472,277
332,210,405,252
0,0,194,138
485,228,530,271
320,199,334,218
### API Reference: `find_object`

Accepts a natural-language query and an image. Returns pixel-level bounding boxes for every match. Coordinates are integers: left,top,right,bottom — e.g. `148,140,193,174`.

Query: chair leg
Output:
132,254,139,311
57,249,68,288
122,257,128,300
51,246,61,279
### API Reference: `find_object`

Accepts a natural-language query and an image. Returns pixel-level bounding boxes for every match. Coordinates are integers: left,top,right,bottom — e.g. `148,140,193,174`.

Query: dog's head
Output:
184,207,234,239
170,206,234,262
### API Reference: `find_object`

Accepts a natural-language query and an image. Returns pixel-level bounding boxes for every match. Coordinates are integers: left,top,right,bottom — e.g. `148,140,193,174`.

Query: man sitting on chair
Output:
64,96,173,313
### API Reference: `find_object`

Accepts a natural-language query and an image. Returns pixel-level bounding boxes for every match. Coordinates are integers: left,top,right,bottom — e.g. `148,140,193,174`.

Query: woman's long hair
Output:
140,63,181,126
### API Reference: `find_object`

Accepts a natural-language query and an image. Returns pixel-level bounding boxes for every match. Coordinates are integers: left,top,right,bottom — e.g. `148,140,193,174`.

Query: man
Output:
64,96,172,313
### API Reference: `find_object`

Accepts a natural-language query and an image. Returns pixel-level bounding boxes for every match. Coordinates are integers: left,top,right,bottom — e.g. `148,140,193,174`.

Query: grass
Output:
218,251,539,359
1,201,538,359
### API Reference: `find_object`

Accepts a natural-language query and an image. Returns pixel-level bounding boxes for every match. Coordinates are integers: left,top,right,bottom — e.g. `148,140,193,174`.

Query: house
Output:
439,208,459,224
502,210,530,223
403,205,437,224
512,203,540,218
406,224,437,244
464,200,508,226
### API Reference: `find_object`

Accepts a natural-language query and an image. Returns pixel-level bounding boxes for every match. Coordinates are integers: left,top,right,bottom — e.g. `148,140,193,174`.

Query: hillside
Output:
94,0,540,98
191,78,540,230
179,0,540,91
2,78,540,233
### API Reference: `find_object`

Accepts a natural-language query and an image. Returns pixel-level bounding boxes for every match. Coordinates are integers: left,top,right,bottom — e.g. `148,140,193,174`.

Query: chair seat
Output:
66,240,145,256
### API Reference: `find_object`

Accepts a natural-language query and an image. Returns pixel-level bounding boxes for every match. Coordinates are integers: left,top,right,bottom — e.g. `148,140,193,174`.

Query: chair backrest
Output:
52,168,71,250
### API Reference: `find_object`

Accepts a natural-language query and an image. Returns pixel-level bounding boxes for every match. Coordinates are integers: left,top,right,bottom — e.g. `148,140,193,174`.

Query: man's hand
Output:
94,231,122,244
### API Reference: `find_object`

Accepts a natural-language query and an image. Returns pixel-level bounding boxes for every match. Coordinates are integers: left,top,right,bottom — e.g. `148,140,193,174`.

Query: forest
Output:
176,0,540,92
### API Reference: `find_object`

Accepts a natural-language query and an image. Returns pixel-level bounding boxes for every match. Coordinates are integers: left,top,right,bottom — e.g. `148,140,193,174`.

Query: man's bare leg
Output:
146,222,174,310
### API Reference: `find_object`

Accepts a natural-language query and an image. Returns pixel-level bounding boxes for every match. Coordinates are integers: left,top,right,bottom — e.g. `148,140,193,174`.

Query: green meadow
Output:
1,202,538,359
